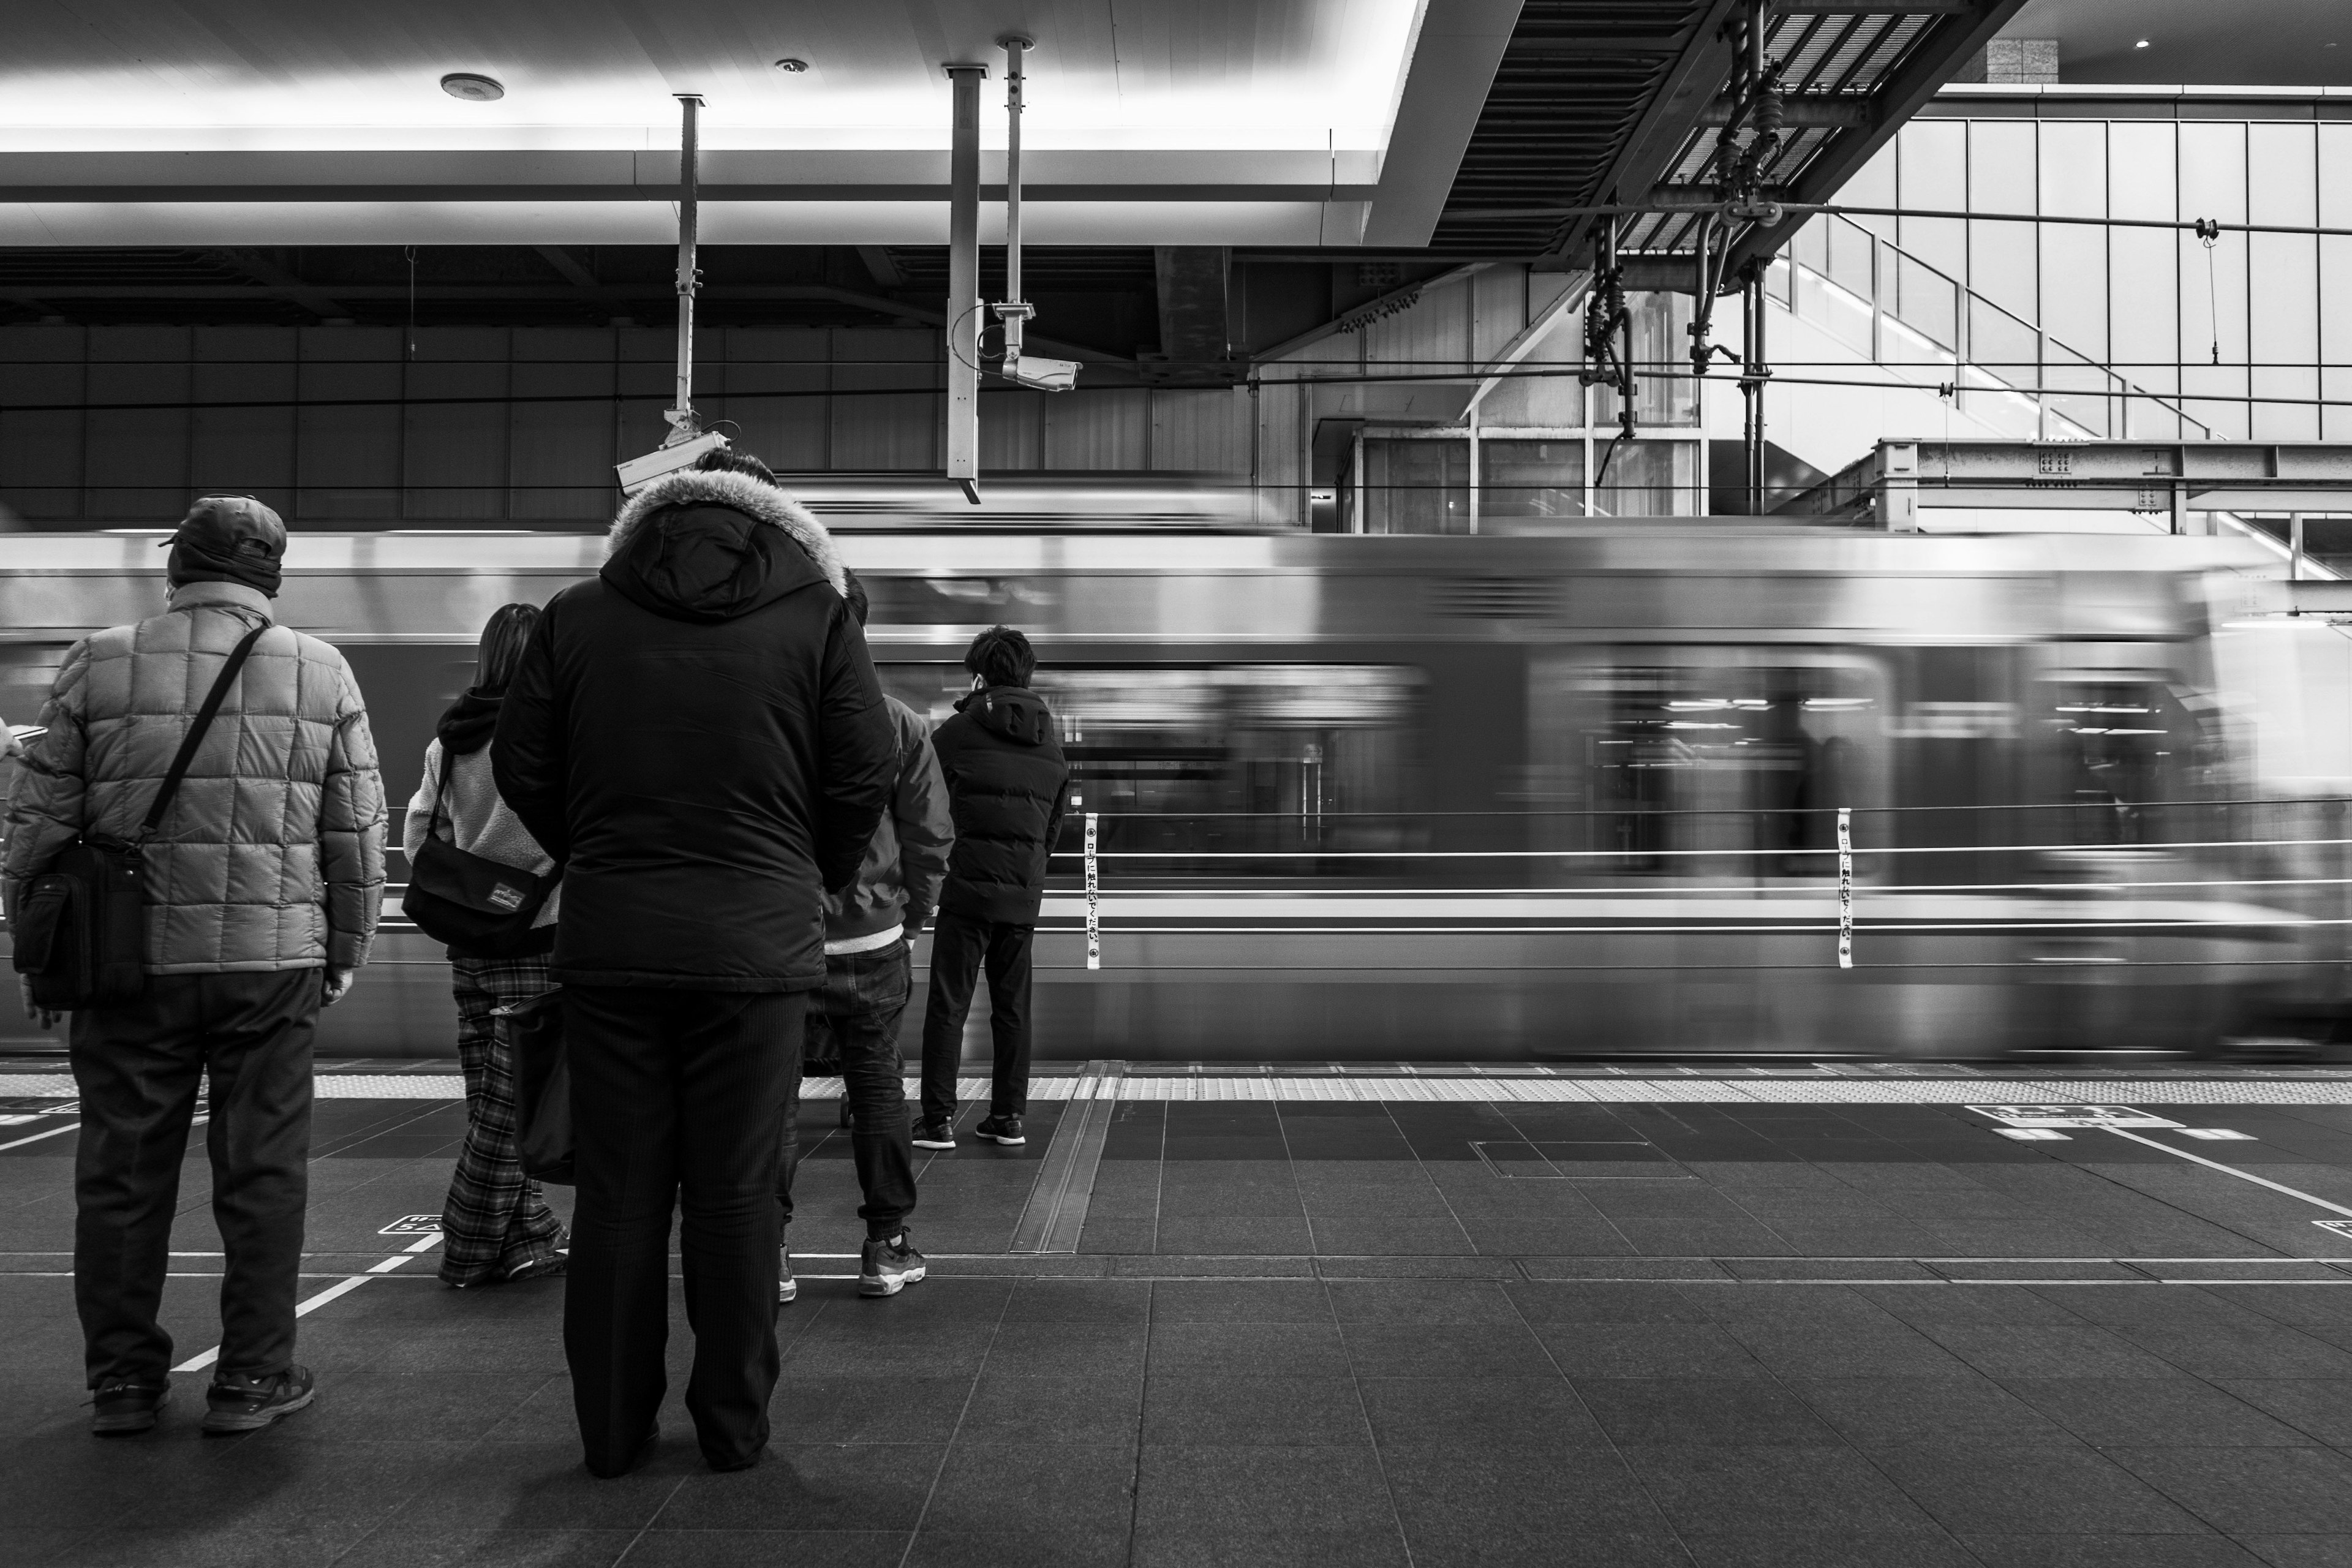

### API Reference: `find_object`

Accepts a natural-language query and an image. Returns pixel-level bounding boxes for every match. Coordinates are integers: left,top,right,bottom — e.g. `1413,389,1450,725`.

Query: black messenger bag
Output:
12,623,270,1010
400,748,559,959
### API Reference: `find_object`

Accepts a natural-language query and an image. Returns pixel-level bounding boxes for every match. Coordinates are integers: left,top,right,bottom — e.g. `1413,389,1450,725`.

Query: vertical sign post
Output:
944,64,986,503
1836,807,1853,970
1084,812,1101,971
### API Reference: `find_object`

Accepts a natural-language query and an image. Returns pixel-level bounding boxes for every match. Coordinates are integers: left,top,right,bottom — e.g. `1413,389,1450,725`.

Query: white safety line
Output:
2101,1126,2352,1219
172,1234,442,1374
0,1121,78,1152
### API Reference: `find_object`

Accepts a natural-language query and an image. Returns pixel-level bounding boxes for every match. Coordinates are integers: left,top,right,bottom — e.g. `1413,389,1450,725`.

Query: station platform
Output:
5,1060,2352,1567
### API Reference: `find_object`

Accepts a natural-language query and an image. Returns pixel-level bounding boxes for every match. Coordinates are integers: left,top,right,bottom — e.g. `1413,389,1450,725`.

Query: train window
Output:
2042,676,2220,846
0,645,69,806
1532,654,1888,878
876,663,1427,881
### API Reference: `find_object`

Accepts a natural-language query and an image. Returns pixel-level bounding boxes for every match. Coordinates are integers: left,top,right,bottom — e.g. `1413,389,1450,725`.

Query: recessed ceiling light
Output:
440,72,505,101
2134,37,2151,48
774,58,809,73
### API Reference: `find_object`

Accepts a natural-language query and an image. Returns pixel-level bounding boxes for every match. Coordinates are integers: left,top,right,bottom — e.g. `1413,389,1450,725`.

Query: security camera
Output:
615,429,732,494
1005,355,1080,393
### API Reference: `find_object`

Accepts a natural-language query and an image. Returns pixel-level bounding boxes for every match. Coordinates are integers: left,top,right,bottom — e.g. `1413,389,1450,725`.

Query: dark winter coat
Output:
931,684,1069,926
491,467,896,992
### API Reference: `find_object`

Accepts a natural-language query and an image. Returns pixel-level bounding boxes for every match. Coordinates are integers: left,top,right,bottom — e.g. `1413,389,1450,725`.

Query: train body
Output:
1,504,2339,1060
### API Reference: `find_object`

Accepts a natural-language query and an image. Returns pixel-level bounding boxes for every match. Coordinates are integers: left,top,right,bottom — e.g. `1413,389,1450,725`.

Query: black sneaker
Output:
201,1365,315,1435
859,1231,928,1298
90,1380,169,1437
911,1118,956,1150
778,1246,797,1306
974,1115,1025,1146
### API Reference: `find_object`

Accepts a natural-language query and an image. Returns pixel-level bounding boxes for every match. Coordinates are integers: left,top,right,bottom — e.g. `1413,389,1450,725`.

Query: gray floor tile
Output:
2106,1446,2352,1535
950,1372,1143,1446
1133,1443,1401,1539
984,1321,1149,1379
1574,1376,1844,1446
918,1441,1138,1537
1355,1375,1611,1450
1325,1280,1523,1325
1954,1537,2271,1567
46,1525,371,1568
1152,1216,1313,1256
1922,1325,2195,1380
1621,1442,1943,1534
1678,1531,1984,1567
2125,1326,2352,1381
1146,1320,1352,1378
1141,1374,1370,1447
2002,1377,2318,1447
1868,1440,2212,1534
1725,1324,1972,1379
1309,1217,1472,1256
1147,1280,1332,1323
772,1376,974,1445
1340,1323,1552,1379
1506,1281,1713,1325
326,1528,641,1567
998,1281,1153,1324
622,1532,911,1567
2237,1537,2352,1568
1379,1441,1669,1539
903,1529,1131,1568
1537,1323,1768,1379
650,1443,941,1532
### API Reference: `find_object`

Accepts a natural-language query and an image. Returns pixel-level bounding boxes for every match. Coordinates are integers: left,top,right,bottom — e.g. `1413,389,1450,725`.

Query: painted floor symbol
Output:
1970,1105,2185,1130
2316,1220,2352,1239
379,1215,443,1235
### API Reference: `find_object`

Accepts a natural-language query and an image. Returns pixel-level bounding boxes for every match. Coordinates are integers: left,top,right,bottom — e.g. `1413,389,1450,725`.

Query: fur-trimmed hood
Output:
606,466,846,597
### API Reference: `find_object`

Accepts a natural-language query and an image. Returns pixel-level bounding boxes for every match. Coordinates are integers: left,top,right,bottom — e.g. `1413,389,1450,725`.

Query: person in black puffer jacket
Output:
913,626,1069,1150
492,449,894,1479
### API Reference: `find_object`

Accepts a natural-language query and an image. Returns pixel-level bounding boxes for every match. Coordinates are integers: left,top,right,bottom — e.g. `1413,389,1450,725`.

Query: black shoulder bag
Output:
12,623,271,1009
401,747,560,959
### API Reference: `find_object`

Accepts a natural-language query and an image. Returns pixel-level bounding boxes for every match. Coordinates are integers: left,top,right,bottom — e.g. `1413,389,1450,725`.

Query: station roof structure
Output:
0,1,2025,359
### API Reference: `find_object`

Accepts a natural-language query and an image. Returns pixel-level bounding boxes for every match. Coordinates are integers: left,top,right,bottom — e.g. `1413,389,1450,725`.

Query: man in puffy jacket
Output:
494,450,894,1477
3,496,385,1438
913,626,1069,1151
777,568,951,1304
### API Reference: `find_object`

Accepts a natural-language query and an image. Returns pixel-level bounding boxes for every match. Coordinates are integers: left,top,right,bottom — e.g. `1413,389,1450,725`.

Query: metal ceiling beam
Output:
1536,0,1746,272
1717,0,2031,277
206,248,349,320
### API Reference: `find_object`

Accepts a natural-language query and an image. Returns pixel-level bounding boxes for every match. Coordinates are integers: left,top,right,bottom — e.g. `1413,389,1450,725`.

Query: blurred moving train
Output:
2,480,2345,1060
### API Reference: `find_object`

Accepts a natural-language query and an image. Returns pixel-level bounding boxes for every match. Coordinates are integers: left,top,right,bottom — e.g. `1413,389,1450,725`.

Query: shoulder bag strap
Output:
428,744,456,839
138,622,272,843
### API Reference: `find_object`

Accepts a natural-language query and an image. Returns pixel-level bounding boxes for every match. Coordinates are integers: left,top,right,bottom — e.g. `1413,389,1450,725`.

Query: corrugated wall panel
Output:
710,327,829,472
981,388,1045,471
510,329,617,522
1150,388,1248,474
831,328,938,471
190,327,297,520
1044,387,1148,470
295,328,403,523
0,326,87,523
88,326,189,522
402,329,509,522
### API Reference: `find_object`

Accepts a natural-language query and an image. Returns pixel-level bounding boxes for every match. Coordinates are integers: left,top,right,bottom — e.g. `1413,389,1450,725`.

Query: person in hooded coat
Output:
913,626,1069,1151
493,450,894,1478
403,603,567,1290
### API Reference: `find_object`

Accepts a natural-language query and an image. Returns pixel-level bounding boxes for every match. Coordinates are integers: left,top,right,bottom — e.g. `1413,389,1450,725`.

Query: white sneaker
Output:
778,1246,797,1305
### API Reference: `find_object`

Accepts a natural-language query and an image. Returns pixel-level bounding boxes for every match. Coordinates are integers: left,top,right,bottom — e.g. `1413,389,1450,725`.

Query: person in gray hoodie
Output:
777,570,951,1303
404,603,567,1290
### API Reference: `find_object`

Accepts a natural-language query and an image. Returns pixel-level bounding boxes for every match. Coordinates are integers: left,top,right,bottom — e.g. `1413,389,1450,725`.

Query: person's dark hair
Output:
842,567,870,627
693,447,779,486
963,625,1036,689
475,603,541,694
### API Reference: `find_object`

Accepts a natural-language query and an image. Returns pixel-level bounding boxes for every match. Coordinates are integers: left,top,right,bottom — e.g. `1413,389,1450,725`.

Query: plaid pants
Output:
439,955,567,1287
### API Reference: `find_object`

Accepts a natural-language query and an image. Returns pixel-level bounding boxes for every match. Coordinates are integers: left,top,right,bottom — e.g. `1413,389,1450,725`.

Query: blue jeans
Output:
779,939,918,1239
